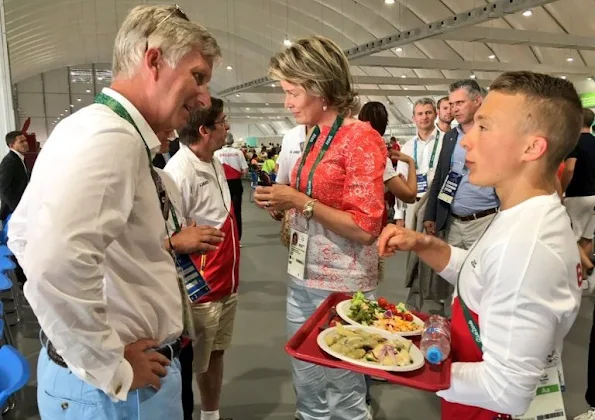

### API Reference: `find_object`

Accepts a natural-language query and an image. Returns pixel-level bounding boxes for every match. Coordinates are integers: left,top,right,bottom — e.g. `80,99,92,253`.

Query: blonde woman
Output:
254,36,386,420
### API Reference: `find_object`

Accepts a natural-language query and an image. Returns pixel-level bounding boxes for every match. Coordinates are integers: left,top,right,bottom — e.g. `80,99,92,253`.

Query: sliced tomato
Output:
387,303,397,311
403,313,413,322
377,297,388,309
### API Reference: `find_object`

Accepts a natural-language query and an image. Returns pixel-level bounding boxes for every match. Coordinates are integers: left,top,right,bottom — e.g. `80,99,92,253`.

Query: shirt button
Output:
61,402,68,410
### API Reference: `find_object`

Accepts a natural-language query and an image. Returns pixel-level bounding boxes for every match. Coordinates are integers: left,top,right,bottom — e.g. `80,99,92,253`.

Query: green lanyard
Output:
454,215,496,354
295,115,344,197
94,92,181,233
413,130,440,171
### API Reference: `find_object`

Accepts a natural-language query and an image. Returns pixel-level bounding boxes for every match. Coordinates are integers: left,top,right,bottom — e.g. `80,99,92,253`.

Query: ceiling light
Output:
522,10,533,17
385,0,395,4
77,98,82,102
401,74,406,79
470,74,476,79
265,102,269,106
85,89,91,93
561,75,567,80
97,76,103,81
59,113,63,117
69,104,74,108
235,94,240,97
566,57,574,62
283,39,292,47
246,107,250,111
226,65,233,71
488,54,496,59
247,116,251,119
271,83,276,88
395,47,403,53
64,109,68,112
589,77,594,81
403,87,408,90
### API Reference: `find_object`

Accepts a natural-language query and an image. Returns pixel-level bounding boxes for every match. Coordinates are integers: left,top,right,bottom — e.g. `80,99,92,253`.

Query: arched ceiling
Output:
5,0,595,136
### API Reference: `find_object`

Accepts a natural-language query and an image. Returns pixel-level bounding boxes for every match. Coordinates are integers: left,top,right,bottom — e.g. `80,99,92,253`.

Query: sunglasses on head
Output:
145,4,190,52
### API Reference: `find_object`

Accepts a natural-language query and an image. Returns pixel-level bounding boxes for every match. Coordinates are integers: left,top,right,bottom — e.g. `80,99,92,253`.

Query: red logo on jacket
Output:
577,263,583,288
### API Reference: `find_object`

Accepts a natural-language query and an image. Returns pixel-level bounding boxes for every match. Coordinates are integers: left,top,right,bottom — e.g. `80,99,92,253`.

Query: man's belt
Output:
452,207,498,222
41,331,182,369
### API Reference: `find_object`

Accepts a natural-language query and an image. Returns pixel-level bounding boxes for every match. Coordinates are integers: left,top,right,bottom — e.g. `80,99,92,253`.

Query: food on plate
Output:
348,292,420,333
324,324,413,367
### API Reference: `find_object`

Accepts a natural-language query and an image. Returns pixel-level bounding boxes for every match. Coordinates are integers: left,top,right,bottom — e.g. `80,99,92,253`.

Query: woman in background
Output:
254,36,386,420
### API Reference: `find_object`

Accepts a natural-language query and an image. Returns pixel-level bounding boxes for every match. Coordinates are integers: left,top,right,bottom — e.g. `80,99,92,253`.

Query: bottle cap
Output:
426,346,443,364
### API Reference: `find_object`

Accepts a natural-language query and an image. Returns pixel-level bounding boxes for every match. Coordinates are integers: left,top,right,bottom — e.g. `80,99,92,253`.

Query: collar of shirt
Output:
101,87,160,154
455,124,465,139
11,149,25,162
435,122,448,137
413,127,439,145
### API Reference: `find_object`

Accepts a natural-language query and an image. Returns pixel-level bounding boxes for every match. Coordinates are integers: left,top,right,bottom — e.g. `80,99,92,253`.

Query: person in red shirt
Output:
378,71,582,419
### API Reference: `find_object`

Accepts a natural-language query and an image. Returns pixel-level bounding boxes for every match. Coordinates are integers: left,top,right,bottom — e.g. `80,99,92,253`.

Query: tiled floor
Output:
5,186,594,419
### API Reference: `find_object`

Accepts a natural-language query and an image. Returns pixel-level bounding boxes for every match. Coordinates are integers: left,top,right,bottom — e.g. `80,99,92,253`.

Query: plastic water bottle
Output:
420,315,451,364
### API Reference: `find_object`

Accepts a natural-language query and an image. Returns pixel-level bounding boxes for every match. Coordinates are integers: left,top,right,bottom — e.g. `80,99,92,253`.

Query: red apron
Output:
441,297,512,420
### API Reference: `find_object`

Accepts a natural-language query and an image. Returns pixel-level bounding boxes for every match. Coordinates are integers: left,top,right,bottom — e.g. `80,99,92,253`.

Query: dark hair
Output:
449,79,482,99
583,108,595,128
390,136,397,142
490,71,582,172
5,131,22,147
267,150,275,159
358,101,388,136
178,98,224,146
437,97,449,109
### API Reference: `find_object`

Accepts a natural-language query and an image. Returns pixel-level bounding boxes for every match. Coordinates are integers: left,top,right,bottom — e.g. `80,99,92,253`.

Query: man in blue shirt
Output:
424,79,500,314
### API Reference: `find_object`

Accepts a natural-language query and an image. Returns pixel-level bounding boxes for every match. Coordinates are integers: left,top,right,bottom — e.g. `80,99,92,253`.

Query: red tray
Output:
285,292,451,392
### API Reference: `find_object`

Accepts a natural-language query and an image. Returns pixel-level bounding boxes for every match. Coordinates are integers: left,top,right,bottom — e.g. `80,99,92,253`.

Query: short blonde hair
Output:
490,71,582,172
268,36,359,116
113,5,221,79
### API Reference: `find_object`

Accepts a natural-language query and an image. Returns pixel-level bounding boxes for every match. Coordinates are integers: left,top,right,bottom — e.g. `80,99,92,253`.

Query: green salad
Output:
348,292,384,326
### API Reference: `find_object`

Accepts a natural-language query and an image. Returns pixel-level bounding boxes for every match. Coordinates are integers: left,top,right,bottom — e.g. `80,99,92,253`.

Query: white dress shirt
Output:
394,127,444,220
437,193,581,415
8,88,183,401
276,125,307,185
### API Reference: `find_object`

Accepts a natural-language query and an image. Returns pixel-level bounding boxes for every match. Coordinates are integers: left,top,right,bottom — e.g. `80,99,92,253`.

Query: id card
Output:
287,229,308,280
513,365,566,420
174,253,211,303
416,173,428,196
438,171,463,204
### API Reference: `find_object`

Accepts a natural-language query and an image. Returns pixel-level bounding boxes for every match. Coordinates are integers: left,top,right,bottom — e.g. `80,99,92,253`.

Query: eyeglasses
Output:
212,118,228,126
145,4,190,51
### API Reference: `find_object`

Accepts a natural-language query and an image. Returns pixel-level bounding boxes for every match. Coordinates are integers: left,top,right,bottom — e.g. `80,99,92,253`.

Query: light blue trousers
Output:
287,279,375,420
36,347,183,420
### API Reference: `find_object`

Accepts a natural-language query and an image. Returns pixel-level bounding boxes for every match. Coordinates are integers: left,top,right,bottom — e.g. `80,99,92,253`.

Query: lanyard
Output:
295,115,344,197
413,130,440,171
94,92,181,233
454,216,496,353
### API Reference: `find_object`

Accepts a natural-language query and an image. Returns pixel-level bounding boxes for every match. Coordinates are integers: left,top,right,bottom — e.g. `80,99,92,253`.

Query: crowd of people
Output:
0,4,592,420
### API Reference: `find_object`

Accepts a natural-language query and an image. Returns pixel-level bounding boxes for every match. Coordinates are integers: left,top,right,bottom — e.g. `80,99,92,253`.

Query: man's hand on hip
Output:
125,339,170,391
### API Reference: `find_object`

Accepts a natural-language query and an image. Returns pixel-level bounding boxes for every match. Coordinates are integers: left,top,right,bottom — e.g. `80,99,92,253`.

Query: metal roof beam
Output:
436,27,595,51
240,77,492,93
218,0,558,97
351,56,595,75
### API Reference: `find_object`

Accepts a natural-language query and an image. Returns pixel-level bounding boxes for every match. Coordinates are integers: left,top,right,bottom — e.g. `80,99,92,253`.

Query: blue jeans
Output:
37,347,183,420
287,279,374,420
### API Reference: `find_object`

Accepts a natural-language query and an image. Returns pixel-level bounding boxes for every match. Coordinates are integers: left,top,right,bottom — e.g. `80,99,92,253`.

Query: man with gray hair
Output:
7,5,220,419
423,79,499,315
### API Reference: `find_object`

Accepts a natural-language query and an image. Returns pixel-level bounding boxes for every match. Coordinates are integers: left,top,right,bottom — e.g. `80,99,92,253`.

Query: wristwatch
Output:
302,199,318,220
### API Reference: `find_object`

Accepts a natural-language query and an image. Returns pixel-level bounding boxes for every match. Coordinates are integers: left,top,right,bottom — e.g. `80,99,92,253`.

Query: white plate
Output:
317,325,425,372
336,299,424,337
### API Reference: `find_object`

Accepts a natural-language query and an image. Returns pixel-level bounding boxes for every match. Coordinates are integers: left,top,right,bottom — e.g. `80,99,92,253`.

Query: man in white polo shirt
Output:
7,5,221,419
215,133,248,242
394,98,444,229
379,71,582,419
276,124,309,185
